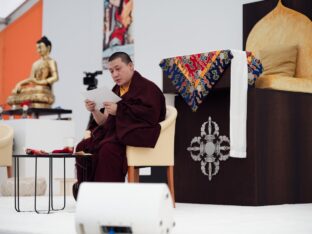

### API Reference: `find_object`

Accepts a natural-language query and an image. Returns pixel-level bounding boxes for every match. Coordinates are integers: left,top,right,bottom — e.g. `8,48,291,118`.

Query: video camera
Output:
83,70,103,90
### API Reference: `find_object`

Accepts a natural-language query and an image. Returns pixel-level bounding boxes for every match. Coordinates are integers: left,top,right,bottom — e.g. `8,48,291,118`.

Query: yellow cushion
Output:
255,75,312,94
246,1,312,78
259,45,297,77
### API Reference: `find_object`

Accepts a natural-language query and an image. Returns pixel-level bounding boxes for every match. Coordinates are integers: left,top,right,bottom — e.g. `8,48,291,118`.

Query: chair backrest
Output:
0,124,14,166
126,105,178,166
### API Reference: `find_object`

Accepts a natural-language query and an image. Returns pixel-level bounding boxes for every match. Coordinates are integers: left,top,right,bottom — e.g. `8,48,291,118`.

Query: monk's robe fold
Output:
114,71,166,147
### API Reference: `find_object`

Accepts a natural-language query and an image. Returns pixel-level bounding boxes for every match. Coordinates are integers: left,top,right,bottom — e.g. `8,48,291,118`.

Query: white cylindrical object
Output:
75,182,175,234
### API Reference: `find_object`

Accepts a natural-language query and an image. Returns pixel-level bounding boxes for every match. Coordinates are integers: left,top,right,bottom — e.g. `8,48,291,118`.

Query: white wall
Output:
134,0,261,88
42,0,260,143
43,0,105,142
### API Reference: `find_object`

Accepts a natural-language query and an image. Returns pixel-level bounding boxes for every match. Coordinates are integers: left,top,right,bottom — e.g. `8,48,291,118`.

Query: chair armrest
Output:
159,106,177,131
0,127,13,148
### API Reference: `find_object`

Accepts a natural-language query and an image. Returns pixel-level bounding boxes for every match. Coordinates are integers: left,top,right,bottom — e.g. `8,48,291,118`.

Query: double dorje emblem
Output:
187,117,230,180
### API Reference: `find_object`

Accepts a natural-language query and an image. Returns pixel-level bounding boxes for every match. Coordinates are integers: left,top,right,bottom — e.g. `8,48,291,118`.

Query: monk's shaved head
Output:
108,52,132,64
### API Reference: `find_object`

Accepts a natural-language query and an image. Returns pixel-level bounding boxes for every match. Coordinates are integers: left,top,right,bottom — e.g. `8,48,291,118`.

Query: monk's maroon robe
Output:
75,71,166,187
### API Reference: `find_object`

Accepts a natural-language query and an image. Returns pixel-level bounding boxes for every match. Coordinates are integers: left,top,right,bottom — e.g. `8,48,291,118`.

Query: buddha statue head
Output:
36,36,52,58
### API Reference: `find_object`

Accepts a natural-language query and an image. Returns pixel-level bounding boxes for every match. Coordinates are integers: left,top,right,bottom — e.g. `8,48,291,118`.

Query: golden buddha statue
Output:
7,36,58,108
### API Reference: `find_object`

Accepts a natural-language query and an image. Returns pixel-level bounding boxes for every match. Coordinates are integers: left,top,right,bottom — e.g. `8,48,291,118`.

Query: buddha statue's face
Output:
36,42,50,57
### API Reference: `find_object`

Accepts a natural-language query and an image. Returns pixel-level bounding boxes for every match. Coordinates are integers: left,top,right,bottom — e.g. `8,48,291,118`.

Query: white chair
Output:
0,124,14,178
126,105,178,206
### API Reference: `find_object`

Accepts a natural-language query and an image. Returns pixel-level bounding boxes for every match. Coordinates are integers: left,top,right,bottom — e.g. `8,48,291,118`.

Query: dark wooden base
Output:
174,88,312,205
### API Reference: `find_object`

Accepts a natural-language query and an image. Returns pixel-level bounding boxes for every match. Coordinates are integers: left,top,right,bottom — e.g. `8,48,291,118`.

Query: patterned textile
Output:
160,50,233,111
160,50,263,111
246,51,263,86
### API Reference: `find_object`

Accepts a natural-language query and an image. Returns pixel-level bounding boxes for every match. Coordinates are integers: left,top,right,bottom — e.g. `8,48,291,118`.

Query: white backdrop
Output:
42,0,259,142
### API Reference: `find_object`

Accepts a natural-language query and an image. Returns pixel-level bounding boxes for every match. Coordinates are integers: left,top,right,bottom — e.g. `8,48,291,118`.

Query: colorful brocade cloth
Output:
159,50,263,111
246,51,263,86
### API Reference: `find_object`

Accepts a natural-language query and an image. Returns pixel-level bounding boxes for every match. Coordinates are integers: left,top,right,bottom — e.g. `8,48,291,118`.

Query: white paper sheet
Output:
81,86,121,109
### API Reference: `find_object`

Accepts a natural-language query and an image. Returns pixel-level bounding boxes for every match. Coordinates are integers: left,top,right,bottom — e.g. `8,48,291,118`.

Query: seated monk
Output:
7,36,58,108
73,52,166,199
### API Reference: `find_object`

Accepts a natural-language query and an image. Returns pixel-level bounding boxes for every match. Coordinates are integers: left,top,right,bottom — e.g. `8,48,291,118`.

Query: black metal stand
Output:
13,154,91,214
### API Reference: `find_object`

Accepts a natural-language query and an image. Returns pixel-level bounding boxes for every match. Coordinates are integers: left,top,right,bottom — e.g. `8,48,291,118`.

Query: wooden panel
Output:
174,90,257,205
174,88,312,205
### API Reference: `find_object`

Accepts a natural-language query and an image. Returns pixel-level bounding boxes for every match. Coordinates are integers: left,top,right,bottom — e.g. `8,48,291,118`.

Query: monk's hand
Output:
104,102,117,116
85,99,96,112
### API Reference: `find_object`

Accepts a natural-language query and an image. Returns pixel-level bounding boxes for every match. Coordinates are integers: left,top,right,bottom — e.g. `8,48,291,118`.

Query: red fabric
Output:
25,148,48,155
26,147,73,155
51,147,74,154
20,100,31,107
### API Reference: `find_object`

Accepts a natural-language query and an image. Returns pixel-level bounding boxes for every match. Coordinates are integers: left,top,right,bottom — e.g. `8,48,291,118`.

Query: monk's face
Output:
108,58,134,87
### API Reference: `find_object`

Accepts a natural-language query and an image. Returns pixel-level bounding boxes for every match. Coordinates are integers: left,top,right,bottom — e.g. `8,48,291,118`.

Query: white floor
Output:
0,196,312,234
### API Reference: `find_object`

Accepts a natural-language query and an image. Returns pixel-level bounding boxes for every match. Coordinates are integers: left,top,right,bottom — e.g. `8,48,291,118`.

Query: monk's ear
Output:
128,62,134,71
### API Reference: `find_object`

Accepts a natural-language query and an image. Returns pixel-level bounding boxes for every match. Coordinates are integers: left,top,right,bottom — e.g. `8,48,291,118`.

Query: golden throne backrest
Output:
246,0,312,79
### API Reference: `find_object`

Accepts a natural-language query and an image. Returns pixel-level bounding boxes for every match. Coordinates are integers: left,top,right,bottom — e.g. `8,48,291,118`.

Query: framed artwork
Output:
103,0,134,69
